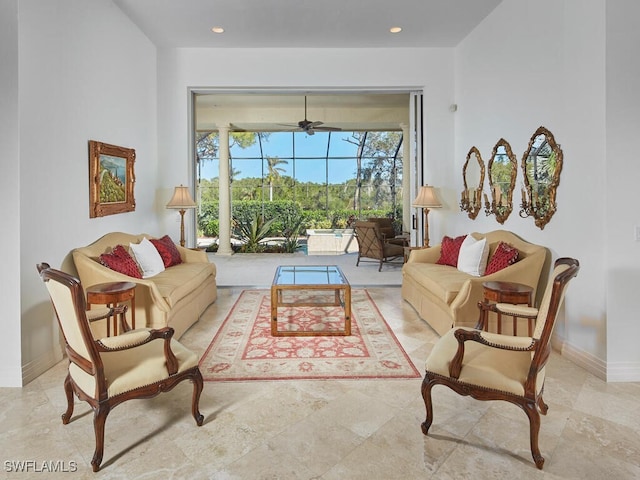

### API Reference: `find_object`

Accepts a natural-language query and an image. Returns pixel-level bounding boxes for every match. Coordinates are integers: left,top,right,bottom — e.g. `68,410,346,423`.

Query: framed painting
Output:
88,140,136,218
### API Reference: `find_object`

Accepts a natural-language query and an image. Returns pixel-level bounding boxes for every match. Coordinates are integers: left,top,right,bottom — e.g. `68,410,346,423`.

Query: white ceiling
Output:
114,0,502,49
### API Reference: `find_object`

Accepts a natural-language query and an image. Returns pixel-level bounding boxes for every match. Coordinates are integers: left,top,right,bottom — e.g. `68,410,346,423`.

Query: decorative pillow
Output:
150,235,182,268
99,245,142,278
457,235,490,277
129,237,165,278
436,235,467,267
485,241,520,275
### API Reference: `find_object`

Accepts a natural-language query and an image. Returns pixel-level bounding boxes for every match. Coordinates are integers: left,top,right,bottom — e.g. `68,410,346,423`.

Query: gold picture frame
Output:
89,140,136,218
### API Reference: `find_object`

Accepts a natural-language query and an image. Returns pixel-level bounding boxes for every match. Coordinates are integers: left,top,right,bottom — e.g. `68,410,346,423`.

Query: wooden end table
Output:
479,281,533,335
86,281,136,336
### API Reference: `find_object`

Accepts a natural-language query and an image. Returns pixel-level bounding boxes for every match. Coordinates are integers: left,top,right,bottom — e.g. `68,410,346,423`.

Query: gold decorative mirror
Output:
519,126,563,229
484,138,517,224
460,146,485,219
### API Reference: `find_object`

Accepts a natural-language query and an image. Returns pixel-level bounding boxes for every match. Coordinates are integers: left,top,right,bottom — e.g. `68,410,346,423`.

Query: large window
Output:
196,130,403,243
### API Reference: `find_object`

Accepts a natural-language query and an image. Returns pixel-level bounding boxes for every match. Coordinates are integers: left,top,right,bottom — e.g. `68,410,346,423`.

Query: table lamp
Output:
412,185,442,247
166,185,197,247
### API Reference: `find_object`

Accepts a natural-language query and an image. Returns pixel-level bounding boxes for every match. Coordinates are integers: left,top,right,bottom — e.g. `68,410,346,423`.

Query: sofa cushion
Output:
457,235,490,277
485,241,519,275
436,235,467,267
130,237,165,278
151,262,216,307
150,235,183,268
99,245,142,279
403,263,471,304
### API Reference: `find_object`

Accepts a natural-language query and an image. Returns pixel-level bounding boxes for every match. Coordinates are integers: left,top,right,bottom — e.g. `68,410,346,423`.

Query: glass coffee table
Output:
270,265,351,337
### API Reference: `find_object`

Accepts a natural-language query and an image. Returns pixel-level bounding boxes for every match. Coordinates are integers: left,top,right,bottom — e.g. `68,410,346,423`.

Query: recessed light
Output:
211,26,225,34
389,27,402,34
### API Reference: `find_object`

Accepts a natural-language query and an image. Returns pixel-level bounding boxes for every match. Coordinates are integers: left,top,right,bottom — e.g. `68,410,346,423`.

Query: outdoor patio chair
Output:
354,220,404,271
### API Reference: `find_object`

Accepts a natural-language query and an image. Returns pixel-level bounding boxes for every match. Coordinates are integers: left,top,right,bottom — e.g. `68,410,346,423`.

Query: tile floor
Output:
2,262,640,479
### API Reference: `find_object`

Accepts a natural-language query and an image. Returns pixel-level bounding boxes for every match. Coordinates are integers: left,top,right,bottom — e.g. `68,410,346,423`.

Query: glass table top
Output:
272,265,348,286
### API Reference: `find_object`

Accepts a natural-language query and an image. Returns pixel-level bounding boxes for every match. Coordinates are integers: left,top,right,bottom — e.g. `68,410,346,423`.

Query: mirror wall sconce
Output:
460,146,485,220
519,126,563,230
484,138,517,224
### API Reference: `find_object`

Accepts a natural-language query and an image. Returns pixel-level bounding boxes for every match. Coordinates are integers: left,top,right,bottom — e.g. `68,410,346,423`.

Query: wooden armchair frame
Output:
420,257,579,469
354,221,405,271
37,263,204,472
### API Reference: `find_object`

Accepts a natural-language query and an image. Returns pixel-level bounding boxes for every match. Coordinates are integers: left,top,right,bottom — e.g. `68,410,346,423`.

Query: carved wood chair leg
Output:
191,369,205,426
91,404,110,472
378,259,383,272
420,376,435,435
61,374,74,425
523,401,544,470
537,395,549,415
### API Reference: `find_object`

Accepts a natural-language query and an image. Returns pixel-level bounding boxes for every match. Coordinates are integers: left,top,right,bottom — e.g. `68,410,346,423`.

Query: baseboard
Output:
551,334,607,381
22,345,64,385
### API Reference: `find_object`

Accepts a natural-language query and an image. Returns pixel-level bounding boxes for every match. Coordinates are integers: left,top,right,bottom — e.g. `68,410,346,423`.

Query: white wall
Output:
0,0,22,386
156,47,456,245
454,0,639,381
11,0,159,385
605,0,640,381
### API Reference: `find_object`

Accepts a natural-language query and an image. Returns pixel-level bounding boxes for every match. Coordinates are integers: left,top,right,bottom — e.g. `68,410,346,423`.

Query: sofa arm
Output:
406,245,441,264
178,245,209,263
450,249,546,320
72,250,170,313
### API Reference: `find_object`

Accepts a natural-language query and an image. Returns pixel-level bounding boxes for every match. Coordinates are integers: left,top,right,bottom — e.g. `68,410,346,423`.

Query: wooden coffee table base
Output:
270,287,351,337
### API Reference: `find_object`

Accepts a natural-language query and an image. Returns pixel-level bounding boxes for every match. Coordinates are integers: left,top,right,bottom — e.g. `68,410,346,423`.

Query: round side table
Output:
86,281,136,336
480,281,533,335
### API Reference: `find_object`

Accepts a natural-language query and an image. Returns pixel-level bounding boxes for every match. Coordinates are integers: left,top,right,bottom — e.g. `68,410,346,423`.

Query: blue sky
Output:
200,131,364,184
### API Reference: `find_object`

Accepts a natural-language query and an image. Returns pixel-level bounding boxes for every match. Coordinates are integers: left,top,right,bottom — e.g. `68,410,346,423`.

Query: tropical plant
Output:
232,212,276,253
265,156,288,201
280,211,305,253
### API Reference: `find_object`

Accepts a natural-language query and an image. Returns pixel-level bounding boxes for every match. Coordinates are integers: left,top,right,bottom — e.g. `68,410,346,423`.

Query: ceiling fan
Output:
280,96,342,135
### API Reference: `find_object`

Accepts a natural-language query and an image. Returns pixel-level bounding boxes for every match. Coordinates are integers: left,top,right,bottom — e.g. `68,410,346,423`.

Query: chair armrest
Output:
494,303,538,318
449,327,538,378
96,327,179,375
86,305,125,323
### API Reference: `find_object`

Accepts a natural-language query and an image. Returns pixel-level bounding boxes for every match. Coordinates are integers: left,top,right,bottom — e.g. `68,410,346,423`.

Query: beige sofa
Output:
402,230,547,336
72,232,217,338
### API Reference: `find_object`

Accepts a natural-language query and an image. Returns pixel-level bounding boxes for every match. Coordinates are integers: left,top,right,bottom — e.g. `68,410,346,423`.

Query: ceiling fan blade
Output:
313,125,342,132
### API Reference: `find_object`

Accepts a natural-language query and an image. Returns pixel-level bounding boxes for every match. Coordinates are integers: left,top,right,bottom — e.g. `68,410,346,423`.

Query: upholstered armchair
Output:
37,263,204,472
420,257,579,469
354,221,405,271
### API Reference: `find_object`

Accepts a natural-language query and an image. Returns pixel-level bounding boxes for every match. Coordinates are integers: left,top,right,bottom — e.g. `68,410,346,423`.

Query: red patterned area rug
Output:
199,289,420,381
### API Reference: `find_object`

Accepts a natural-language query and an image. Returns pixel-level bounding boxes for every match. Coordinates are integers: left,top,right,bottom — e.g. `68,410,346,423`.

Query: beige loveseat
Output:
402,230,547,336
72,232,217,338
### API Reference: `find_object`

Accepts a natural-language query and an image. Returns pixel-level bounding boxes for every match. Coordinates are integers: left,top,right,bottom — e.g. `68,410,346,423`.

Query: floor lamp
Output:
412,185,442,247
166,185,197,247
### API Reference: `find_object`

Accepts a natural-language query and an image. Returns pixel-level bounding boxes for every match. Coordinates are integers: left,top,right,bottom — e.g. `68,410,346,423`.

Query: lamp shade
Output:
412,185,442,208
166,185,197,209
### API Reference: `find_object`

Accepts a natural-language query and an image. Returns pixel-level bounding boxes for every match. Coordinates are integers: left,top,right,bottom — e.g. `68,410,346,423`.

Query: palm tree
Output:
265,156,288,201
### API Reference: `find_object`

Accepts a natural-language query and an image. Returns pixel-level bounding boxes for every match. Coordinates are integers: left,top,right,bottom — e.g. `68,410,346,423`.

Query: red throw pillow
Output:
436,235,467,267
485,241,519,275
150,235,183,268
99,245,142,278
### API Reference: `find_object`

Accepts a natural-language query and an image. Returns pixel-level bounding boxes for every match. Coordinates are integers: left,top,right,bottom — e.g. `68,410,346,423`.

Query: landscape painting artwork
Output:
99,154,127,203
89,140,136,218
